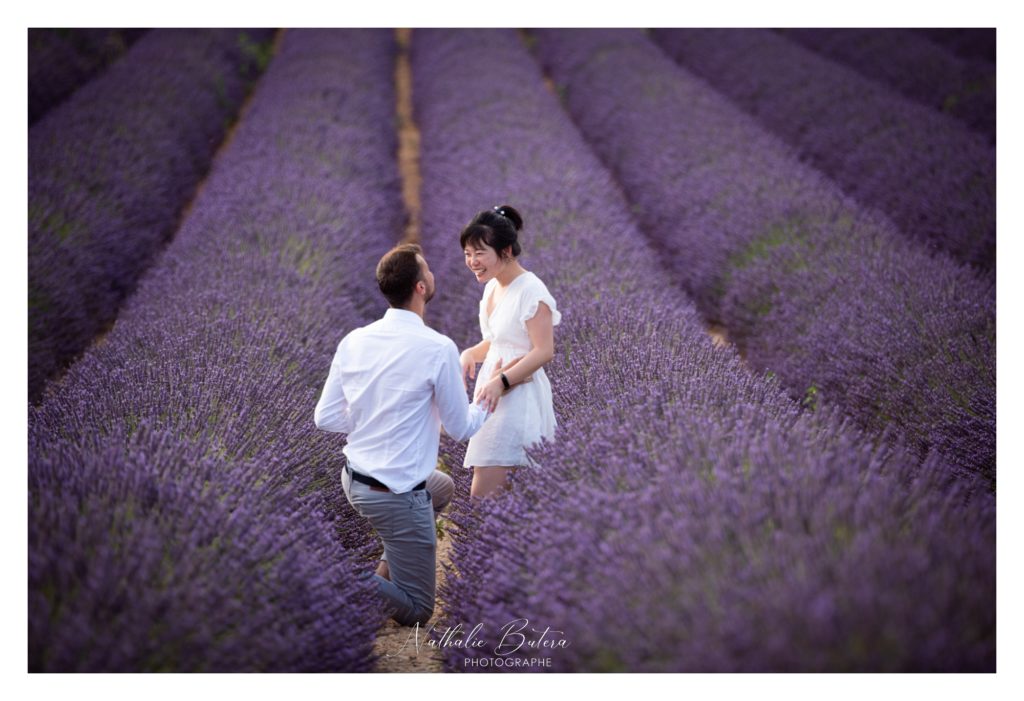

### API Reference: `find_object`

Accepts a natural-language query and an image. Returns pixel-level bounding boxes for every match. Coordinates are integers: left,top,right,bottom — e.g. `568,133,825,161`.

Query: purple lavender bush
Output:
28,28,275,403
411,28,994,672
531,29,995,486
29,29,403,671
650,28,995,270
777,29,995,144
451,392,995,672
28,28,149,125
29,423,381,671
915,28,996,63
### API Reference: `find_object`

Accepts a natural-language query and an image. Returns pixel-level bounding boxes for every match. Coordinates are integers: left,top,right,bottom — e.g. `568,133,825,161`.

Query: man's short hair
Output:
376,243,424,308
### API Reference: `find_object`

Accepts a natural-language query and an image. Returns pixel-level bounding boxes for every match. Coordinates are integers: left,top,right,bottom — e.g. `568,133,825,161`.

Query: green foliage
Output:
802,383,819,411
237,32,274,76
212,72,230,114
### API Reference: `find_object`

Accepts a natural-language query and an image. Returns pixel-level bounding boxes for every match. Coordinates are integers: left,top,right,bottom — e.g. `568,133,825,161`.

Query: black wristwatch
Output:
500,372,511,390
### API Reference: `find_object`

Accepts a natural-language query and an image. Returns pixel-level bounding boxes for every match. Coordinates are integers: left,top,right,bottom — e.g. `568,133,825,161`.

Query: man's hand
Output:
487,355,533,385
459,349,477,390
475,358,504,413
474,357,539,413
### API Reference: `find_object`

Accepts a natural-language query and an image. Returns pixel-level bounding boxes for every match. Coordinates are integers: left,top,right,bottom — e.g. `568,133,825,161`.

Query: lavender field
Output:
29,28,149,125
27,28,996,672
28,29,276,403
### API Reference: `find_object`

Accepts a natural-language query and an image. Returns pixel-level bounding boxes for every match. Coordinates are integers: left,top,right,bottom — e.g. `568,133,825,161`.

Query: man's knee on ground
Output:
428,470,455,512
397,604,434,627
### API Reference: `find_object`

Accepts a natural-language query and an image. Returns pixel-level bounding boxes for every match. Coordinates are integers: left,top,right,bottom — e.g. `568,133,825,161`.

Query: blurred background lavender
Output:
774,29,995,144
28,28,397,671
415,27,994,673
27,26,996,672
28,29,275,404
28,28,149,125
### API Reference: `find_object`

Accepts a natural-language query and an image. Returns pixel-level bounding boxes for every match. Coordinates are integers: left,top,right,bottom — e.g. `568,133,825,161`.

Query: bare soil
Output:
371,535,451,672
178,29,286,224
395,28,421,245
370,29,445,673
707,322,731,349
372,27,737,672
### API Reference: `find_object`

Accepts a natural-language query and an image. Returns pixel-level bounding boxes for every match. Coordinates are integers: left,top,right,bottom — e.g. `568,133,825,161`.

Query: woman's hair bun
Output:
460,204,524,258
493,204,524,232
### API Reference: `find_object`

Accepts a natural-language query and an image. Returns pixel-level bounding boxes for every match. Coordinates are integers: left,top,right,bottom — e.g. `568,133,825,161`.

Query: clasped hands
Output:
460,352,533,413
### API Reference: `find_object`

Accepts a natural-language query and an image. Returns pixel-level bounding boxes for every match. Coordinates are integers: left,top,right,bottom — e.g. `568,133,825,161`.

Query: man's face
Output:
417,255,435,303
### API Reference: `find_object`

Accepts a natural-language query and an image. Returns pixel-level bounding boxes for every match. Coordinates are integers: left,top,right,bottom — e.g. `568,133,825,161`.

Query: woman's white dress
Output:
464,271,560,468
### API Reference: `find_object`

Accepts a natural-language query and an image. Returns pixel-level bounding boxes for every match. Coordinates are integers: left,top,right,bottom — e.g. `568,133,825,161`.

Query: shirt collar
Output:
384,307,425,326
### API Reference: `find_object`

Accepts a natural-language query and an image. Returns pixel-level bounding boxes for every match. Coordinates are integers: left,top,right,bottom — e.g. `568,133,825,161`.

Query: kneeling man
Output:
314,244,495,626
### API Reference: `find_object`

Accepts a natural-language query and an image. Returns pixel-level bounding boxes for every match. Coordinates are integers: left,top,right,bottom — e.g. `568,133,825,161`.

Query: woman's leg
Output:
470,466,513,499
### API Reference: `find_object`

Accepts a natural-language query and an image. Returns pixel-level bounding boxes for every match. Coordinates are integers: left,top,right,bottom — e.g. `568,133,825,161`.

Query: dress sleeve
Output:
518,277,561,328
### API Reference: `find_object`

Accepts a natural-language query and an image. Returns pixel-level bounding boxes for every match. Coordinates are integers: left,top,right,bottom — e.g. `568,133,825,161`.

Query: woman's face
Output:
464,242,503,283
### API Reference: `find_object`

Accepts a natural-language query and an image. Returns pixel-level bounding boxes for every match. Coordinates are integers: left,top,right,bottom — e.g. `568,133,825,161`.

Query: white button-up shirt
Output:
314,308,488,493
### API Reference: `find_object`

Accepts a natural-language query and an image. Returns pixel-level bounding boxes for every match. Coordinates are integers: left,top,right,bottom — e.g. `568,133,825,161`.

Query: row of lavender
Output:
29,29,403,671
916,28,996,63
651,29,995,270
29,28,149,124
775,29,996,144
530,29,995,486
411,29,994,672
28,29,275,403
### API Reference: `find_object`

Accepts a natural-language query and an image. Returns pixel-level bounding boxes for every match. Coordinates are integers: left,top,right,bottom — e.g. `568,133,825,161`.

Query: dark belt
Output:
345,462,426,492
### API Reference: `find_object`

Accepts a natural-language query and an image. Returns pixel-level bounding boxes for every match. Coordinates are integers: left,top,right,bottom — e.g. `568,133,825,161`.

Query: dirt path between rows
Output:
369,28,447,673
707,322,731,349
396,28,421,245
371,534,452,671
178,29,286,224
371,27,736,673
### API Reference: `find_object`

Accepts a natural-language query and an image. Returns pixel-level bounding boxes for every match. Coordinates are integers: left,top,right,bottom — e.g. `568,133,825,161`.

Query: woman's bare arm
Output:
474,303,554,406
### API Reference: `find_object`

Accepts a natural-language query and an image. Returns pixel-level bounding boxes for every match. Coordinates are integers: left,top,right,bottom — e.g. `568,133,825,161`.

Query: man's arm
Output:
314,344,353,433
435,340,489,441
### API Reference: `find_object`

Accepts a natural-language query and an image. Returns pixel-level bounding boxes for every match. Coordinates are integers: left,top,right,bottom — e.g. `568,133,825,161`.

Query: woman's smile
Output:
465,246,498,281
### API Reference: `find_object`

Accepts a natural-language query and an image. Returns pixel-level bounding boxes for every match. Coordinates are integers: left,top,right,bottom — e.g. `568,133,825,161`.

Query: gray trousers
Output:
342,467,454,626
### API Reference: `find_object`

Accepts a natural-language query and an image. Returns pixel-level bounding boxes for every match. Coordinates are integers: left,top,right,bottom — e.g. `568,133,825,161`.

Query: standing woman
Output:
459,205,560,498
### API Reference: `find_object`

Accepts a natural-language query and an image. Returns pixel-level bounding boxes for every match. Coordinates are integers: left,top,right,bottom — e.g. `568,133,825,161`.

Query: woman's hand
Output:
474,375,506,414
487,355,533,385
